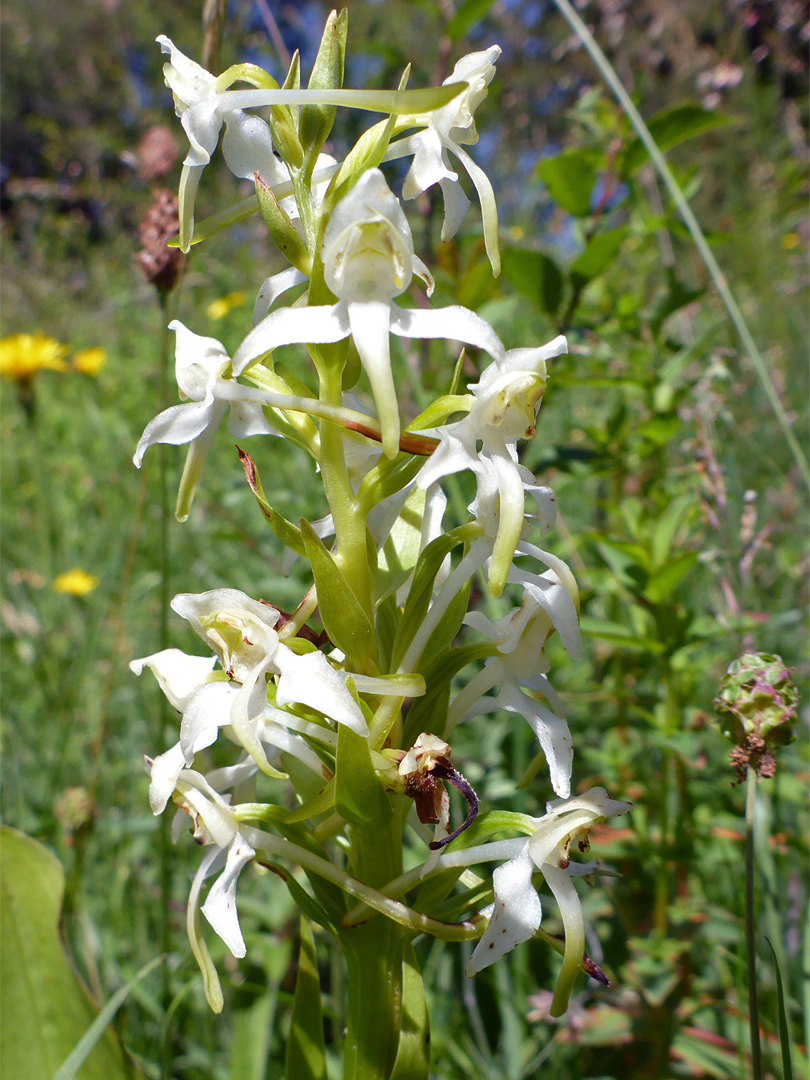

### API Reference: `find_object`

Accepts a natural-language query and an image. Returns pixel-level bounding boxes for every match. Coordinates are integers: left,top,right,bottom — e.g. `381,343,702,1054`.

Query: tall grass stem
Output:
745,767,762,1080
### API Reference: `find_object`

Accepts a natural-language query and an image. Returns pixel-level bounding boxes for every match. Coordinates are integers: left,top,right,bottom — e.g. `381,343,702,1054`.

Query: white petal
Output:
466,846,541,976
130,648,217,710
253,268,307,325
221,109,285,183
498,683,573,799
133,398,218,467
226,400,276,439
275,647,368,735
201,835,255,958
451,144,500,274
438,175,471,240
391,305,504,360
232,303,349,376
401,129,457,200
147,743,188,814
180,99,222,166
180,680,239,759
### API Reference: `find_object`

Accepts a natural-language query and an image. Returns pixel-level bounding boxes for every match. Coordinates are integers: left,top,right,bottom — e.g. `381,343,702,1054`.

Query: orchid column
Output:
132,13,631,1079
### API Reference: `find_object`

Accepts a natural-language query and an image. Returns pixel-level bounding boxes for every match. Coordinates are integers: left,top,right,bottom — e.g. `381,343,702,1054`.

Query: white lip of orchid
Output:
172,589,281,679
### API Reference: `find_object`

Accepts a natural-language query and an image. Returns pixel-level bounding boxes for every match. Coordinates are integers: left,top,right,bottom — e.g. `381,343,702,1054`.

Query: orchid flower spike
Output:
386,46,502,273
133,321,276,521
232,169,505,458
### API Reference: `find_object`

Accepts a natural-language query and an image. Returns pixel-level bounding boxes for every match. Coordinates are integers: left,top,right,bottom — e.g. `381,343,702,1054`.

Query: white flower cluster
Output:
134,32,630,1016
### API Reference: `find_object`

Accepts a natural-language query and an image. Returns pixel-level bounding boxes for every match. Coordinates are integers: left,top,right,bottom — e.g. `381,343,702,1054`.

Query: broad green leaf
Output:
0,826,137,1080
391,527,474,671
335,724,393,827
377,485,428,603
501,247,564,314
570,226,630,280
403,642,495,744
389,941,430,1080
285,919,327,1080
649,270,704,338
644,550,698,603
536,148,600,217
237,448,306,556
300,519,376,670
620,103,734,176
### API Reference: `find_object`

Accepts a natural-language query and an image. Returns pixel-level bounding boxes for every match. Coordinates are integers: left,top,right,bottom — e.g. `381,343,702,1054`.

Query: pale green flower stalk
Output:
133,12,631,1076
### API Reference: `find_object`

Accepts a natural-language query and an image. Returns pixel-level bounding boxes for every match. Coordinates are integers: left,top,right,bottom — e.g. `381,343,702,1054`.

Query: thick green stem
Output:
745,768,762,1080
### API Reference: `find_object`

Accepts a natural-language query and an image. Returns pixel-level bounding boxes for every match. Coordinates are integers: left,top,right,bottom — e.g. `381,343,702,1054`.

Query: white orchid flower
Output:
157,36,292,251
133,321,277,521
172,589,368,757
449,593,576,798
165,768,256,1011
385,46,502,272
132,647,332,813
441,788,630,1009
231,169,505,459
417,336,568,595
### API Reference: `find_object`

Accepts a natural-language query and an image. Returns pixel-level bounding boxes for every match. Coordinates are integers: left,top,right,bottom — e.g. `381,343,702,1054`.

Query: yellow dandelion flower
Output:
54,569,100,596
781,233,800,250
72,347,107,376
207,291,247,321
0,333,68,381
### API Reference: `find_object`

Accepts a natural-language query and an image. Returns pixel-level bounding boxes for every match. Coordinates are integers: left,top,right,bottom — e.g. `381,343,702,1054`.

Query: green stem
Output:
745,767,762,1080
551,0,810,491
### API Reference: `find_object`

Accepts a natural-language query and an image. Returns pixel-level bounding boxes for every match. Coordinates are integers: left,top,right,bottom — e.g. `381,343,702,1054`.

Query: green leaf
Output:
620,103,734,176
536,148,600,217
335,724,393,827
0,826,138,1080
285,919,327,1080
649,269,705,338
765,936,794,1080
255,175,312,273
650,494,695,569
389,941,431,1080
300,519,376,671
403,642,495,744
644,550,698,603
376,485,428,603
391,528,473,671
237,448,306,557
570,226,630,281
501,247,564,314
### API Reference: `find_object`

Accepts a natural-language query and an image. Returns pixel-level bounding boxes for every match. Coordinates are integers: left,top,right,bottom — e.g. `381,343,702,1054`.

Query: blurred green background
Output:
1,1,807,1077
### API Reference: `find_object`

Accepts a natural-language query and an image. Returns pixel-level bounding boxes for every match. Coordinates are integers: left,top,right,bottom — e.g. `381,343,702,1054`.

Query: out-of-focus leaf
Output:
501,247,564,314
671,1027,741,1078
0,826,137,1080
650,495,696,569
620,103,734,176
644,551,698,603
285,918,327,1080
580,616,665,654
570,227,630,281
536,148,600,217
447,0,497,41
650,270,705,337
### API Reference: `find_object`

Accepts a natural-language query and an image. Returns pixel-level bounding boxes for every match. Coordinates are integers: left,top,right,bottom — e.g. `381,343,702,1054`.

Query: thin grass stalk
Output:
550,0,810,491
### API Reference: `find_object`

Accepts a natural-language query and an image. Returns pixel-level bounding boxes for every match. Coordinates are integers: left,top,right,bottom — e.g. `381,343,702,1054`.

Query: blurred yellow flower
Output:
54,569,100,596
781,233,800,250
72,347,107,375
207,291,247,320
0,333,68,380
